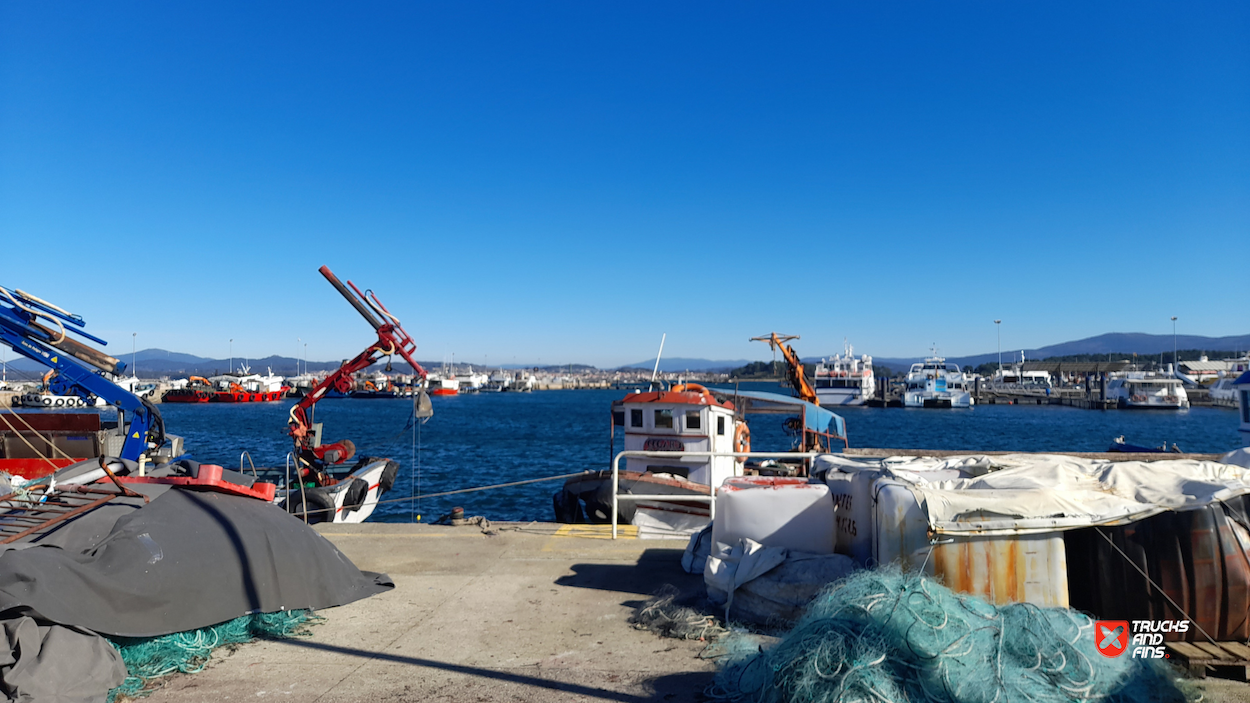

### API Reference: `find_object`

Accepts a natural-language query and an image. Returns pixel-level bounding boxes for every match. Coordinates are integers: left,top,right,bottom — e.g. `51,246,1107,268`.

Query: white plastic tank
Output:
712,477,835,554
822,466,884,565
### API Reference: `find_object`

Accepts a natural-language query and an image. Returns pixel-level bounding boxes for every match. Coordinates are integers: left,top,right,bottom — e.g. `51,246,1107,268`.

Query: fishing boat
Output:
553,383,846,537
429,375,460,396
812,343,875,406
257,266,432,524
1105,373,1190,409
16,373,156,408
902,354,974,408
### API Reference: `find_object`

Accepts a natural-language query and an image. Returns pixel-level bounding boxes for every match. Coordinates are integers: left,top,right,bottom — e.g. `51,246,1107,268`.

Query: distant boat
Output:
1105,373,1189,409
812,342,875,406
902,353,974,408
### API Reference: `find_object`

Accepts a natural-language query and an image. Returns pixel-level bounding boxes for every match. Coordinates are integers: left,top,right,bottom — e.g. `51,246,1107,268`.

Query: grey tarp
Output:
0,488,392,637
0,616,126,703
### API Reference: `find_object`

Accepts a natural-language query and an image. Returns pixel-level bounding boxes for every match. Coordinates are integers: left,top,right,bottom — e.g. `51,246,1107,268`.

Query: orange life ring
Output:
670,382,708,394
733,422,751,464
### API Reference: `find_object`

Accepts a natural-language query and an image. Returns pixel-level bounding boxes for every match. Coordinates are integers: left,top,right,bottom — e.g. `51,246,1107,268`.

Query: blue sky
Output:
2,2,1246,368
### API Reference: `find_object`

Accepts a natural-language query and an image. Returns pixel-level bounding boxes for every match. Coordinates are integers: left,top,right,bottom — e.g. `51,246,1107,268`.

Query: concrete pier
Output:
146,523,713,703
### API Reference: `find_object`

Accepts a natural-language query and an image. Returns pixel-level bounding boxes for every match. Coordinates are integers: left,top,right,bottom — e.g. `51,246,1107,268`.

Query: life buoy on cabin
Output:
733,422,751,464
670,382,708,394
43,397,52,406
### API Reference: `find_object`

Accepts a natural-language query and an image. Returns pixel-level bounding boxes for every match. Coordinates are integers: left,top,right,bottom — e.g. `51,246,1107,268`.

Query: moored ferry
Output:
1105,373,1190,409
902,354,974,408
812,343,875,406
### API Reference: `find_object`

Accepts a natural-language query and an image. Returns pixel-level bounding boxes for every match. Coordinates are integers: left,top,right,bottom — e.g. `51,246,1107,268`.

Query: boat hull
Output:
273,457,398,524
814,387,870,406
429,388,458,397
554,470,713,537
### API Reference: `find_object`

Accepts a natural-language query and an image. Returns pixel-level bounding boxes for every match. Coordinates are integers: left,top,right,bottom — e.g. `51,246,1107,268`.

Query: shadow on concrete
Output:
554,549,703,596
273,638,710,701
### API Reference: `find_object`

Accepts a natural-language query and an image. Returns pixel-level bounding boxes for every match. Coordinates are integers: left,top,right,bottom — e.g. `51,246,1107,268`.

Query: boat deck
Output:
145,523,713,703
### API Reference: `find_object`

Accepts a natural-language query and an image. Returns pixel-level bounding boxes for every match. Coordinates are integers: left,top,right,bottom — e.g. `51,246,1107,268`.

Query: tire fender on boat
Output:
284,488,336,524
341,479,369,514
42,397,52,406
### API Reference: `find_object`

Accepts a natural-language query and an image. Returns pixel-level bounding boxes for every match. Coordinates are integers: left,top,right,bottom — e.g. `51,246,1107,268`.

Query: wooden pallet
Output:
1166,641,1250,679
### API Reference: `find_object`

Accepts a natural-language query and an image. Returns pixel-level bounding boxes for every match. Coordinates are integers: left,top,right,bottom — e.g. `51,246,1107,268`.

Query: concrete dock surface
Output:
146,522,715,702
144,522,1250,703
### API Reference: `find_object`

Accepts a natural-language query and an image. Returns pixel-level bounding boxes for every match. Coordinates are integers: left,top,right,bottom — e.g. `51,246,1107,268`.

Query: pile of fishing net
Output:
107,610,318,702
631,584,729,641
711,567,1194,703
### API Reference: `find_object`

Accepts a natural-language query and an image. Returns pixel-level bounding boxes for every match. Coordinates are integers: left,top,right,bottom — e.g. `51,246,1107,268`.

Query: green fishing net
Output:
711,567,1196,703
108,610,318,702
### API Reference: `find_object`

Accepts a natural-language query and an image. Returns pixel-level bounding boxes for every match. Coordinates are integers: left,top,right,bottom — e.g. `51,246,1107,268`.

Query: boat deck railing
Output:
610,450,819,539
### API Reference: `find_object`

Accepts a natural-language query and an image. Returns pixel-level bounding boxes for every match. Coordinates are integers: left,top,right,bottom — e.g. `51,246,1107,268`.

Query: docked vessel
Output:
164,371,289,403
428,375,460,396
264,266,432,524
1105,373,1190,409
902,354,974,408
553,383,846,537
812,343,875,406
16,373,156,408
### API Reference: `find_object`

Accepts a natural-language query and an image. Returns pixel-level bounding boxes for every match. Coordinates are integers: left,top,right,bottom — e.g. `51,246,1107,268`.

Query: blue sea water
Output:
153,383,1245,523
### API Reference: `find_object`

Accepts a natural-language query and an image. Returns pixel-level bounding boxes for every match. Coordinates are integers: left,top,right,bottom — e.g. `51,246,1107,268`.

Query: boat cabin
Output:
1236,370,1250,437
613,385,741,488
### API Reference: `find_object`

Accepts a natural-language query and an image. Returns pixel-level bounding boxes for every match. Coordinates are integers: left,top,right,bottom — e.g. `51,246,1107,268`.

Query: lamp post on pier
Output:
297,338,302,376
229,339,234,376
995,320,1002,372
1171,316,1178,370
132,333,137,378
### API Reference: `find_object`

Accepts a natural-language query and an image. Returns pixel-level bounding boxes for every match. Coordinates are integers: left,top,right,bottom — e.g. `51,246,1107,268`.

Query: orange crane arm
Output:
750,332,820,406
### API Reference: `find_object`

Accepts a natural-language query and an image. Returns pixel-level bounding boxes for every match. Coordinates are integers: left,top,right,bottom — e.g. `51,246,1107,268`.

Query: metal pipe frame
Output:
610,450,818,539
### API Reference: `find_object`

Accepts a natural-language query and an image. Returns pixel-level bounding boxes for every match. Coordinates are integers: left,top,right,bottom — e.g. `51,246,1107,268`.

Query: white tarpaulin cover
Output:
815,453,1250,536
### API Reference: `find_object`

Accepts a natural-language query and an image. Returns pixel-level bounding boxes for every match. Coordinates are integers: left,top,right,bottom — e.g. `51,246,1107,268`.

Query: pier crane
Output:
287,266,430,484
0,286,165,462
750,332,820,406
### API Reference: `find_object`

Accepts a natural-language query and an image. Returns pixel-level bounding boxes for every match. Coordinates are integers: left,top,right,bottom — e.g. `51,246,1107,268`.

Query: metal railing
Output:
610,450,819,539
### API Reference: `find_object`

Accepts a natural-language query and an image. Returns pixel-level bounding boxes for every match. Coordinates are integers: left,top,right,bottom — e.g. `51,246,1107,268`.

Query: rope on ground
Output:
632,585,728,641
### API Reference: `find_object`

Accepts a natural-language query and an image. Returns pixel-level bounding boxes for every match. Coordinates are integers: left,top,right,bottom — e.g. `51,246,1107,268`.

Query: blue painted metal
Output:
0,289,162,462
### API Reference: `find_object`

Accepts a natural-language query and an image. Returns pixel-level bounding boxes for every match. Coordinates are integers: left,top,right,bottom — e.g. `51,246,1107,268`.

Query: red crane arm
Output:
288,267,427,449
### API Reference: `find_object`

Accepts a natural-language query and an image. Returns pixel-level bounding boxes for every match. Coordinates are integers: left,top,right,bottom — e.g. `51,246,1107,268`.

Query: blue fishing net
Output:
107,610,318,702
711,567,1193,703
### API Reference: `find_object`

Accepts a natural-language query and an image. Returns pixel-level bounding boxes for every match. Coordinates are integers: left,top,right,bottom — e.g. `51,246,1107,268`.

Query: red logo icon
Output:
1096,620,1129,657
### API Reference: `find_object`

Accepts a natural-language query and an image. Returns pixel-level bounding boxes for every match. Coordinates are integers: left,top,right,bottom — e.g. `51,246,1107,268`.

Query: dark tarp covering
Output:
0,616,126,703
0,488,392,638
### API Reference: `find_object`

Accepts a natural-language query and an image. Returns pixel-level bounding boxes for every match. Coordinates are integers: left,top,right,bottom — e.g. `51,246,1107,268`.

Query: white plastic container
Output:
823,467,884,565
712,477,836,554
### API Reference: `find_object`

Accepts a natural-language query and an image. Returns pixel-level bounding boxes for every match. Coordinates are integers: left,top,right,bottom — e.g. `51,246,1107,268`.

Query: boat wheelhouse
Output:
812,343,875,406
903,355,974,408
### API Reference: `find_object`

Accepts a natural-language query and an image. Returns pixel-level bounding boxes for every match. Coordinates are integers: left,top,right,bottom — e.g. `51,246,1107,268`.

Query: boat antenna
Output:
650,333,666,391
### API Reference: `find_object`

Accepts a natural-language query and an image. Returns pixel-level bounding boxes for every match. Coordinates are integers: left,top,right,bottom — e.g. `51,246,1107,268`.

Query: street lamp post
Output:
304,343,308,377
132,333,137,378
229,339,234,375
297,338,302,376
1171,316,1178,370
994,320,1002,372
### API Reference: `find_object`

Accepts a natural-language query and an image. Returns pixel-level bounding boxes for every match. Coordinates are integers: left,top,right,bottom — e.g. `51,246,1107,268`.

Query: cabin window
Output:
685,411,701,430
654,409,673,428
630,408,643,428
717,416,725,435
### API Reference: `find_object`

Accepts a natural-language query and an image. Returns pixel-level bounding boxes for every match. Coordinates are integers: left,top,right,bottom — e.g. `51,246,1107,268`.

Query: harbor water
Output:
148,382,1247,523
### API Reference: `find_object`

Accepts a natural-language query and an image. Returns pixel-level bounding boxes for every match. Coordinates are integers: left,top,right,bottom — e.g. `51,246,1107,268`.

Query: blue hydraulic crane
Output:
0,286,164,462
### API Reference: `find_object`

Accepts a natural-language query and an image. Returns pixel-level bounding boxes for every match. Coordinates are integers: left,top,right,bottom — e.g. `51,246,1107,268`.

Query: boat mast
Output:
650,333,666,391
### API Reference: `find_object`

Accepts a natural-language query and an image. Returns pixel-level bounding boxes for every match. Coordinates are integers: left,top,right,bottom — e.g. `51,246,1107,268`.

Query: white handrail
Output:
610,450,819,539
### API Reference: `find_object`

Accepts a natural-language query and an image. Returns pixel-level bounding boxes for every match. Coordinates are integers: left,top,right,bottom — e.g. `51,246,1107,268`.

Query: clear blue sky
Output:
2,2,1246,368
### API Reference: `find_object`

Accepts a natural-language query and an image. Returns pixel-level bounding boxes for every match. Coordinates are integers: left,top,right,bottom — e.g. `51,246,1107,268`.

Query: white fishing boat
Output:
1105,373,1190,409
553,384,846,537
15,374,155,408
985,351,1052,392
902,353,974,408
812,343,875,406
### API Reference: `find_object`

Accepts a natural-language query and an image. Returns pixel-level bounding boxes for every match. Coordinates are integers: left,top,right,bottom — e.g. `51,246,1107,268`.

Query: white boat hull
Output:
815,387,869,406
274,458,396,524
903,391,974,409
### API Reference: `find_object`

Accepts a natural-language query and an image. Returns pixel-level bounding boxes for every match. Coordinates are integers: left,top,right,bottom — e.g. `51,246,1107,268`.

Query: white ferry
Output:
1105,373,1190,409
812,343,875,406
902,354,974,408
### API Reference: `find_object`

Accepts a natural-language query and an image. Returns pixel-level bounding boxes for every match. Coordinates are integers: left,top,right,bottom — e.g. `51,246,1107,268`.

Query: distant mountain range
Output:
842,333,1250,372
618,357,753,373
2,332,1246,379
